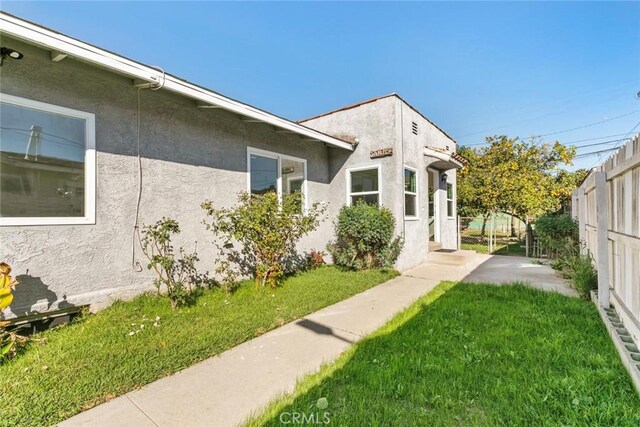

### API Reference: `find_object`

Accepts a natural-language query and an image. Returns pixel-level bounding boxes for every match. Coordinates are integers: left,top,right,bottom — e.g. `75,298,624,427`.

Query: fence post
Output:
525,224,528,257
488,214,493,254
577,186,586,255
595,171,610,308
457,215,461,250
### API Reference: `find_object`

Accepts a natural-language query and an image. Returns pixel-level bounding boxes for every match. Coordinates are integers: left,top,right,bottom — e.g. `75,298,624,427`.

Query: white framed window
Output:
404,166,418,219
347,165,381,206
0,94,96,226
247,147,307,212
447,182,455,218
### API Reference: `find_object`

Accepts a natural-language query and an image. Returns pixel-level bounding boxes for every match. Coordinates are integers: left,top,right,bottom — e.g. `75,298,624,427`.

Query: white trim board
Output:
0,12,354,152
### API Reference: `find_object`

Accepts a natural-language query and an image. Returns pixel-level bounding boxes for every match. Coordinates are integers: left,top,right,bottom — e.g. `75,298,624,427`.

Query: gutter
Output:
0,12,354,152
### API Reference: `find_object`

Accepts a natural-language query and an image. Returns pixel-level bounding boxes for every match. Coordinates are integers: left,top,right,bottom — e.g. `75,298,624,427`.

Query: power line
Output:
1,128,84,149
0,126,84,147
574,138,631,149
561,133,633,144
529,109,640,138
460,132,628,147
574,147,621,158
584,119,640,169
619,119,640,143
453,81,638,139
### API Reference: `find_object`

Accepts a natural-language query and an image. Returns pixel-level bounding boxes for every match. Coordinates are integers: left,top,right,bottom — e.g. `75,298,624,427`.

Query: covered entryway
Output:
424,145,466,249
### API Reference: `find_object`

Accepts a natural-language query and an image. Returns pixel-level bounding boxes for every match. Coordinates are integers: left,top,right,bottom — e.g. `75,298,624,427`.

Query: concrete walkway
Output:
59,252,570,427
460,255,578,297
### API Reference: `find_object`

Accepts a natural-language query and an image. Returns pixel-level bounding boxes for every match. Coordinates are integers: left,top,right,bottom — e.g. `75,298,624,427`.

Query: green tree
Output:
458,135,579,226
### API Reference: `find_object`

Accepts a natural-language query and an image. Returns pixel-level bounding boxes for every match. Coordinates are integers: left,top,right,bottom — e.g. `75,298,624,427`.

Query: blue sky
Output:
3,1,639,170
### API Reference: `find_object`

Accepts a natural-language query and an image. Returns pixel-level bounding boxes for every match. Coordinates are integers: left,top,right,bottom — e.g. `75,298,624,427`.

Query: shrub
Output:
306,250,326,270
202,192,327,288
139,218,208,308
328,201,404,270
534,213,579,259
565,252,598,300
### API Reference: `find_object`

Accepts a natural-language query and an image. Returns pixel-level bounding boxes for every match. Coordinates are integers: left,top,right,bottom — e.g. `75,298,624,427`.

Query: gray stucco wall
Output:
305,97,401,246
303,95,459,270
398,100,459,251
0,38,338,317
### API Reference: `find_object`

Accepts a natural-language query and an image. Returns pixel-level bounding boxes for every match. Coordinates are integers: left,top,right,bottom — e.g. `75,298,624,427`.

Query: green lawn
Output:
461,241,526,255
249,283,640,426
0,266,397,427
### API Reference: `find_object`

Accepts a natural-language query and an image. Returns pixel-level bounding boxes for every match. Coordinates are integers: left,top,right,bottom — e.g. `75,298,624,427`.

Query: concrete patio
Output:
60,252,573,427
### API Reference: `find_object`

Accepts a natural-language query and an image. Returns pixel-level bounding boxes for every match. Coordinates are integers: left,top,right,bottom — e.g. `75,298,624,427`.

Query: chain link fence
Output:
459,213,527,255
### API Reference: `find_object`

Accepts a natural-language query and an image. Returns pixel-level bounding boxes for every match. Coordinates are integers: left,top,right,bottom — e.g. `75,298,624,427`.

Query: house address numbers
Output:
370,148,393,159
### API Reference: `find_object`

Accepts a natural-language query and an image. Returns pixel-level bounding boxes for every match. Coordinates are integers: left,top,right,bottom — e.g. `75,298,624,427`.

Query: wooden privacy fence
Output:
572,134,640,339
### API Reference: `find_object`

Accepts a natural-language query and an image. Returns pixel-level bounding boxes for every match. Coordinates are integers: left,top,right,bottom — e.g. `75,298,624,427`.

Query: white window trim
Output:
403,165,419,220
286,175,304,194
346,164,382,206
246,147,308,212
428,168,440,243
446,181,456,219
0,93,96,226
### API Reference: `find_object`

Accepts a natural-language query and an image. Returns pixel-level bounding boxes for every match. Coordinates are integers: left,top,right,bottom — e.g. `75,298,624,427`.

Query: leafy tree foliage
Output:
458,136,585,223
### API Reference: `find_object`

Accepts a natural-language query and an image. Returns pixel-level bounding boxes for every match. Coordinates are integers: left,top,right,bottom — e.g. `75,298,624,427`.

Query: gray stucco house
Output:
0,12,464,319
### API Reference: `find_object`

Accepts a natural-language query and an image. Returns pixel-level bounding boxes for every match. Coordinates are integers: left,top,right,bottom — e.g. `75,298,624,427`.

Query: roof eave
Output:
424,146,465,170
0,12,354,151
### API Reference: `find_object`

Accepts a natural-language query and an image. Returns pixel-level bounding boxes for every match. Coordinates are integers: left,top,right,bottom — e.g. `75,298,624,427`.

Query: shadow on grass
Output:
250,283,640,426
492,242,526,256
461,242,526,256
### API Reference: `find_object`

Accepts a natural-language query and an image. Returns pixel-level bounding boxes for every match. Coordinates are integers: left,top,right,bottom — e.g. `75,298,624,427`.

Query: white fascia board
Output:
0,13,354,151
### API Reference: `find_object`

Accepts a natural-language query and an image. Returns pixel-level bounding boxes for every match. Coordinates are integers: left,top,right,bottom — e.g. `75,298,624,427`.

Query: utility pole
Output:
24,125,41,161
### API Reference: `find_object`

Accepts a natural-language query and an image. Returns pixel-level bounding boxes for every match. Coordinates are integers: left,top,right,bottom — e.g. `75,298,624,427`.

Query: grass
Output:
249,282,640,426
461,241,526,255
0,266,398,427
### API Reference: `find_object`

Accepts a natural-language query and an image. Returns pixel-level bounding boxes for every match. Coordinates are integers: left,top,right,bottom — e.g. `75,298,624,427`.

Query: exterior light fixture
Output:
441,173,448,183
0,47,24,66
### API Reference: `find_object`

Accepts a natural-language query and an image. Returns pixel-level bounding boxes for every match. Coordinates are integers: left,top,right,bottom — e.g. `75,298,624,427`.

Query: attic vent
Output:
411,121,418,135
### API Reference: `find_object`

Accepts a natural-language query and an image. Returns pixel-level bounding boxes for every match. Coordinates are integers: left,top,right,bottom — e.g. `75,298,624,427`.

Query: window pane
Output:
1,102,86,217
405,194,417,217
282,158,305,212
447,200,454,217
351,168,378,193
351,194,379,205
404,169,416,193
250,154,278,195
447,183,453,199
